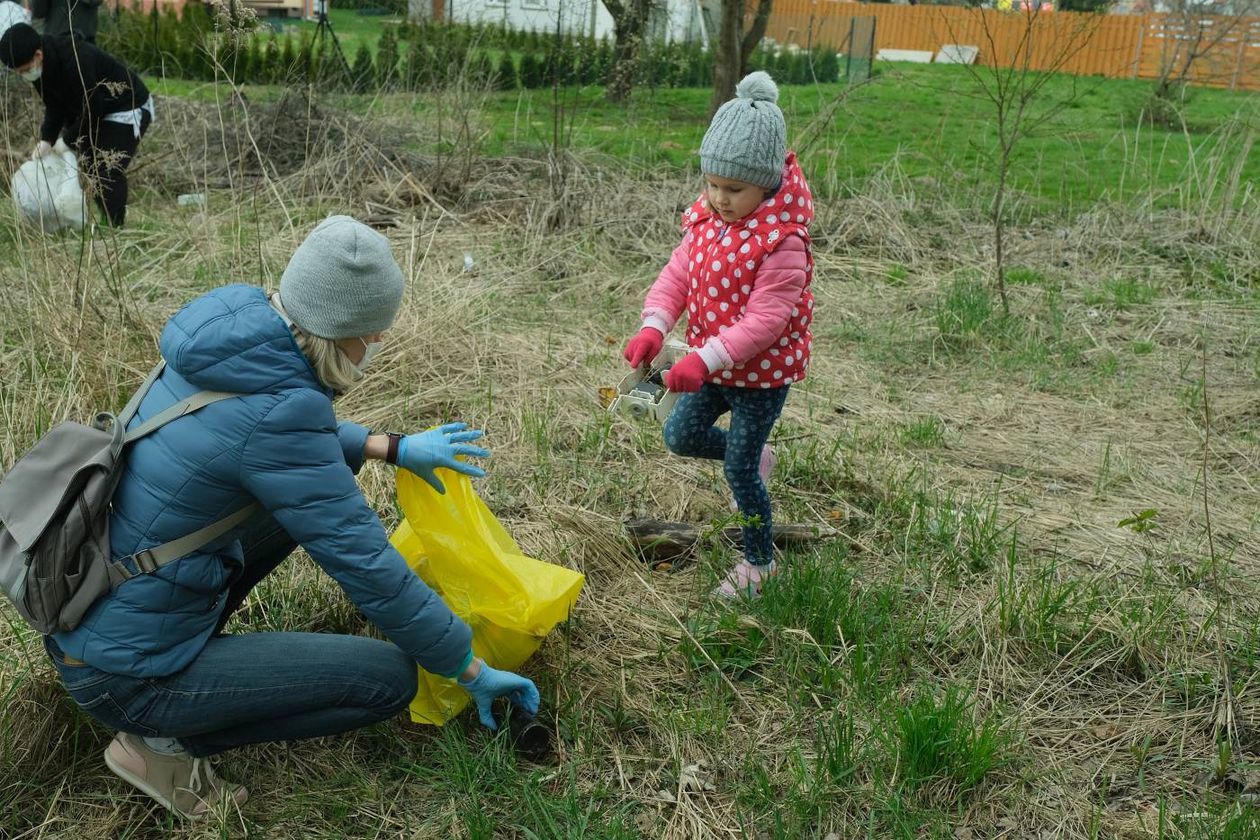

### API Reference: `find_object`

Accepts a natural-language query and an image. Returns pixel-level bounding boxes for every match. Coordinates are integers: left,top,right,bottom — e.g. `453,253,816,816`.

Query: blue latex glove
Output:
458,662,541,731
397,422,490,494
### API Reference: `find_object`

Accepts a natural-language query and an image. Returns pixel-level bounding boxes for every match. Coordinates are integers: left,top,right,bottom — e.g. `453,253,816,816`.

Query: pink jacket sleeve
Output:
698,236,809,371
639,232,693,336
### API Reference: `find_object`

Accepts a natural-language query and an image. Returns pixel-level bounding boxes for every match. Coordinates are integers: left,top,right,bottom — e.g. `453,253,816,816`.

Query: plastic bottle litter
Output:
463,252,475,272
177,193,207,208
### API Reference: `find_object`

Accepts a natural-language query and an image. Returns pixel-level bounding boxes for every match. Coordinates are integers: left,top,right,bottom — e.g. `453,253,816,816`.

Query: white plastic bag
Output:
0,1,31,41
11,141,87,233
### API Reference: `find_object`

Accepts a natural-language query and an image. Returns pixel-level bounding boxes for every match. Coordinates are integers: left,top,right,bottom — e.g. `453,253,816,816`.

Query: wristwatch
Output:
384,432,403,465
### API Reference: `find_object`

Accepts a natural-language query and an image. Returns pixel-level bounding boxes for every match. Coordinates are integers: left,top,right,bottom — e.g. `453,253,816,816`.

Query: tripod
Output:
312,1,354,86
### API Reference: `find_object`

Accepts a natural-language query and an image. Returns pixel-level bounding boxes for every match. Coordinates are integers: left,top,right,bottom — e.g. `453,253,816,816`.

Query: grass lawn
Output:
149,46,1259,213
286,7,401,57
453,64,1260,211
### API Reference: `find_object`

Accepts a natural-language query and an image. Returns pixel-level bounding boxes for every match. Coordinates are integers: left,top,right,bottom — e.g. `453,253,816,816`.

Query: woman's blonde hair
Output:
270,292,362,395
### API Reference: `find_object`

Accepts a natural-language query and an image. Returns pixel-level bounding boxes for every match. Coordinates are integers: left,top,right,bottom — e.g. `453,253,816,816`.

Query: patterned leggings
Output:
663,384,790,565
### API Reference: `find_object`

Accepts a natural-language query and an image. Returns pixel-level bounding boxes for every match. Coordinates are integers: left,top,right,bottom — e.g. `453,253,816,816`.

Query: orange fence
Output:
764,2,1260,91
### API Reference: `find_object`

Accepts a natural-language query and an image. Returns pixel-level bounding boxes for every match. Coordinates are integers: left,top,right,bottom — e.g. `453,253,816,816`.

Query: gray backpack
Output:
0,362,259,635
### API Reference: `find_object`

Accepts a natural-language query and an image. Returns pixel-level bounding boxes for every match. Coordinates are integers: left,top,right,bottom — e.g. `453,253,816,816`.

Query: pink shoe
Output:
714,560,778,599
731,444,777,512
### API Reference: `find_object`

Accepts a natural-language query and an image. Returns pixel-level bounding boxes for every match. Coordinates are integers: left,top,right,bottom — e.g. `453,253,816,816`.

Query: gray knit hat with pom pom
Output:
699,71,786,190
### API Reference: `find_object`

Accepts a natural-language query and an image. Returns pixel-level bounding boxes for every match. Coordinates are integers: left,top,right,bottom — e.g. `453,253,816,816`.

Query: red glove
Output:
623,327,664,368
664,352,710,393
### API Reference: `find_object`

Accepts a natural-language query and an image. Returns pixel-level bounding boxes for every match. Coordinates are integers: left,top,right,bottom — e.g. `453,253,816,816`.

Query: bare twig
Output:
1199,336,1238,748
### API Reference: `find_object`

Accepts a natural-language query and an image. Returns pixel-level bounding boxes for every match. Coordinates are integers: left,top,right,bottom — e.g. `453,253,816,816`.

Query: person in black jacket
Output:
31,0,101,43
1,23,152,226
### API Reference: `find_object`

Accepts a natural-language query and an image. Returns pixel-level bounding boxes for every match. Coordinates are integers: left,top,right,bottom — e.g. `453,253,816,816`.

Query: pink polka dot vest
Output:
680,152,815,389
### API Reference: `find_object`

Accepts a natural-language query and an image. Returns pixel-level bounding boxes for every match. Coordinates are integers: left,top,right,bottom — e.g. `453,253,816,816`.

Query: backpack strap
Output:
116,361,166,429
116,361,240,445
123,389,242,444
108,363,259,582
109,502,262,583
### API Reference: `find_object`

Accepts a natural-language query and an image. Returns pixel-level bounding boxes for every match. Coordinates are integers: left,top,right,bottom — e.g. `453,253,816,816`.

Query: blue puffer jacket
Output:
54,285,472,679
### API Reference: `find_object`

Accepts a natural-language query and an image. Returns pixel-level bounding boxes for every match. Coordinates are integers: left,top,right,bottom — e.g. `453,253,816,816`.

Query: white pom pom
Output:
736,71,779,104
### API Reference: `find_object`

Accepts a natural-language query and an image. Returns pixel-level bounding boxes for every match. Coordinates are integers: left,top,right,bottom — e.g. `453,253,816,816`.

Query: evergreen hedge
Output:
99,7,841,90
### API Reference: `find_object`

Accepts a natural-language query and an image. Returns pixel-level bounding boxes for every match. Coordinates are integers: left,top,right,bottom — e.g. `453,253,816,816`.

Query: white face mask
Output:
354,338,382,374
20,64,41,82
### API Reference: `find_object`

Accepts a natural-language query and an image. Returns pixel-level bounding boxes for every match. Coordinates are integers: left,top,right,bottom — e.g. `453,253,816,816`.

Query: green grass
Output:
289,8,398,57
892,685,1009,795
996,547,1086,657
899,484,1011,578
147,49,1259,211
1154,799,1260,839
1084,276,1162,309
682,609,769,679
855,274,1120,397
750,550,915,699
1006,266,1049,286
443,64,1260,210
901,416,946,448
934,276,996,346
887,263,911,285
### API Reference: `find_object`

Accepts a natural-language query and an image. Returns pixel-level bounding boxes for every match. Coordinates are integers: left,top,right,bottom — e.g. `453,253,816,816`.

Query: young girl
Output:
623,71,814,599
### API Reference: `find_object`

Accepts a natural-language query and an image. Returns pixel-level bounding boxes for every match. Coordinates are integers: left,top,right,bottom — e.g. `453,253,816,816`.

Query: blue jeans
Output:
44,515,417,757
663,383,789,565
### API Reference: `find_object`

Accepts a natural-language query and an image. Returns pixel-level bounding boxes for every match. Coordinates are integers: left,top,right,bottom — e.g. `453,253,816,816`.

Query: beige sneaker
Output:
104,732,248,819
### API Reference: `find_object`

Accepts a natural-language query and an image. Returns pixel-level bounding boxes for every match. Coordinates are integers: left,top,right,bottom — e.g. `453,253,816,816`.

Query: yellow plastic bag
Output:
390,469,584,725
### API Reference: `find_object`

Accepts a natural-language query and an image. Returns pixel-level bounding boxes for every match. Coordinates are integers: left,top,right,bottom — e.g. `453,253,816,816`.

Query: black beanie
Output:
0,23,41,70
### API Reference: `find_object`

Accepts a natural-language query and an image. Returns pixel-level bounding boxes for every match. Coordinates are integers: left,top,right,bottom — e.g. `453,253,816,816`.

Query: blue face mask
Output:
20,64,41,82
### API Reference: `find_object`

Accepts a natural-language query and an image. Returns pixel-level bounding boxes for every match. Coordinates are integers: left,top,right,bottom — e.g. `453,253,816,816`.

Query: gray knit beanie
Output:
699,72,786,191
279,215,405,340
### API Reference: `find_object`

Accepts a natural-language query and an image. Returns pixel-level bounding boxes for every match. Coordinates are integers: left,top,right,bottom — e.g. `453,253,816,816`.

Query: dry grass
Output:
1,76,1259,839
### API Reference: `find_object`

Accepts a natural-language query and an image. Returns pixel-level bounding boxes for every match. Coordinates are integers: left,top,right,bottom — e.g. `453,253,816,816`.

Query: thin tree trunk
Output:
740,0,773,77
709,0,742,117
993,136,1011,315
606,21,639,103
603,0,652,103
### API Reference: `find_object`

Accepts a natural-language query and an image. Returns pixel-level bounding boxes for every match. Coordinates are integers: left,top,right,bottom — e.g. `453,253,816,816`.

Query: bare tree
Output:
1146,0,1260,122
709,0,774,117
948,6,1100,313
602,0,655,103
